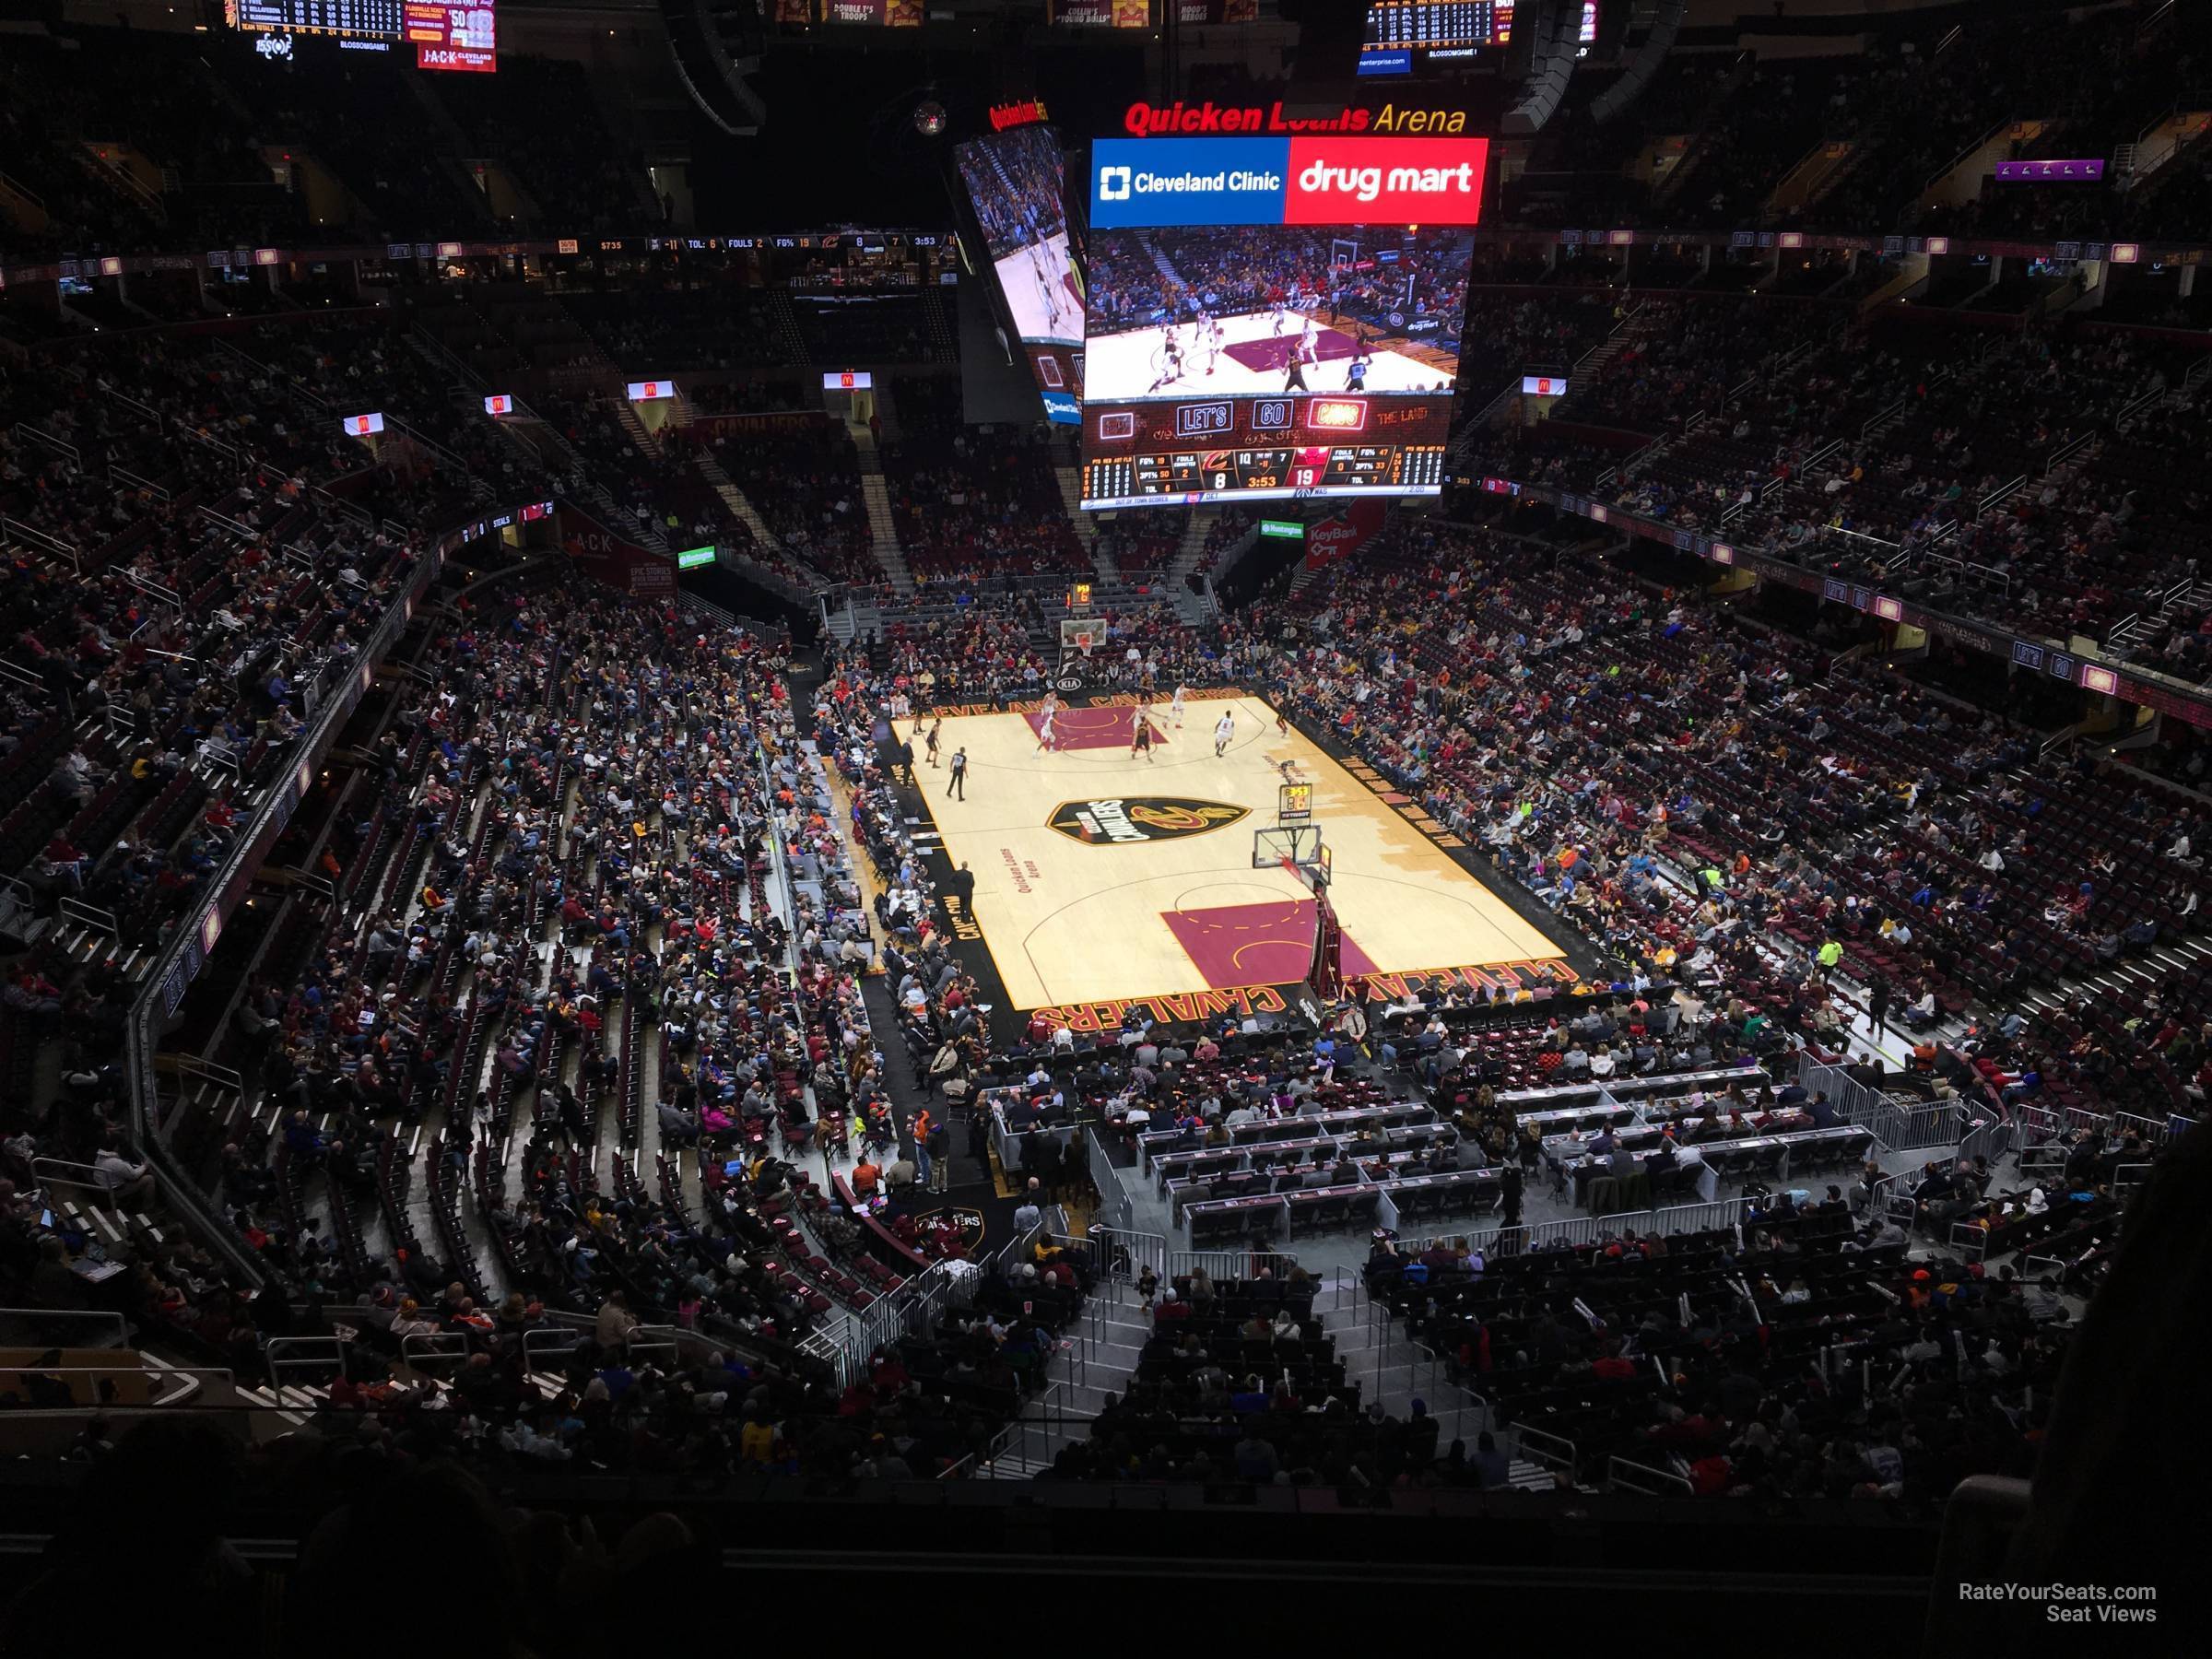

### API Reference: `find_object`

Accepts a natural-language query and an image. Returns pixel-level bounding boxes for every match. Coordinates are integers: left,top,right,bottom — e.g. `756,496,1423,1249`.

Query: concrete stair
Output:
692,447,783,556
850,427,914,594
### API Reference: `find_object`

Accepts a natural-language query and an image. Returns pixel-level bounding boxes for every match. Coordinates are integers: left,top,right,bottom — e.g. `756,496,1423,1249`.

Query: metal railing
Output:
1083,1224,1168,1287
265,1333,351,1393
400,1331,476,1371
979,1379,1078,1475
1608,1454,1695,1496
1,514,81,572
1515,1422,1578,1478
1085,1126,1132,1230
0,1307,130,1348
29,1156,113,1204
1393,1196,1752,1265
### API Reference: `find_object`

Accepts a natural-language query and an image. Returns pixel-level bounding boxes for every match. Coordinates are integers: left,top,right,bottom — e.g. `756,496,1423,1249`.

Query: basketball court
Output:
993,229,1082,346
897,690,1572,1027
1085,309,1458,402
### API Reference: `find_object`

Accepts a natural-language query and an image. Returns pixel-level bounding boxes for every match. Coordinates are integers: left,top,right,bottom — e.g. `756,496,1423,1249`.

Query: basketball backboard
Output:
1253,822,1323,872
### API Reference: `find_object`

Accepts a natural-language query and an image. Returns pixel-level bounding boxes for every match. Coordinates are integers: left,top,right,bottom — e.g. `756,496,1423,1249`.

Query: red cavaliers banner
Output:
559,504,678,597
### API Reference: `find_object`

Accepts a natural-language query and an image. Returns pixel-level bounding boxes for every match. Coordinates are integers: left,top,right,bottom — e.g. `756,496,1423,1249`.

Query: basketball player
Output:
1213,708,1235,758
924,717,943,768
1131,707,1156,763
1198,312,1222,377
1345,333,1371,393
1032,246,1063,332
1270,300,1289,337
1035,705,1057,753
1170,682,1187,727
1285,315,1324,393
1147,327,1184,394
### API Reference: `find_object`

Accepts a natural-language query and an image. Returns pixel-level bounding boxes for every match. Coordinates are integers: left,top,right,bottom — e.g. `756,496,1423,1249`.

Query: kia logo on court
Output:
1048,796,1250,846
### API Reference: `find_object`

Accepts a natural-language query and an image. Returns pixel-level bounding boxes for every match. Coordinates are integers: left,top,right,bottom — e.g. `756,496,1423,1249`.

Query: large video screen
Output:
1079,135,1485,510
1358,2,1596,76
228,0,497,72
954,125,1082,423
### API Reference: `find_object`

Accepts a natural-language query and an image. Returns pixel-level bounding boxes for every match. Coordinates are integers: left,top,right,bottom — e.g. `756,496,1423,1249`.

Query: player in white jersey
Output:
1270,302,1289,336
1035,708,1057,752
1213,709,1235,757
1170,683,1187,726
1031,246,1062,331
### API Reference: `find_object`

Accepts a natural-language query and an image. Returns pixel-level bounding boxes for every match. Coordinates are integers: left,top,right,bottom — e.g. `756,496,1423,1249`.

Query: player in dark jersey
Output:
1131,707,1157,762
1147,329,1183,394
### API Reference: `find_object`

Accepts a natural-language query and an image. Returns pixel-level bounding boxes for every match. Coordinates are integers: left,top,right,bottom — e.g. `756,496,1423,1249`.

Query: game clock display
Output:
1081,391,1449,507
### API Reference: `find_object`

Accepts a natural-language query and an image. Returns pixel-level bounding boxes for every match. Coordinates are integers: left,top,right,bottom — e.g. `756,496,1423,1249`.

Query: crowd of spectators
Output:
692,416,881,586
563,287,803,376
881,378,1086,583
1463,293,2212,666
954,124,1066,258
1224,520,2208,1134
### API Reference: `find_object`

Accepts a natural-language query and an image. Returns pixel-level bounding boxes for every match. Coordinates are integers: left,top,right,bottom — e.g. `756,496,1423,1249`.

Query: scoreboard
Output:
229,0,405,38
1359,1,1597,75
1081,387,1452,509
227,0,497,70
1084,445,1444,508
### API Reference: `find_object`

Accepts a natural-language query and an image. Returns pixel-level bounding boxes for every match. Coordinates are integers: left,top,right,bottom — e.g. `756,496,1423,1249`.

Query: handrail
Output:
1083,1224,1168,1285
1515,1422,1578,1477
18,425,80,465
1608,1453,1695,1496
30,1156,113,1201
2,514,81,571
110,465,171,502
58,896,120,936
0,1307,130,1348
400,1331,475,1370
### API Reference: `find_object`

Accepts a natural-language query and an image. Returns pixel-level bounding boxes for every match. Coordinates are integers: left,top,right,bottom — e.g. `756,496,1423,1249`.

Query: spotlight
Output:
913,100,947,138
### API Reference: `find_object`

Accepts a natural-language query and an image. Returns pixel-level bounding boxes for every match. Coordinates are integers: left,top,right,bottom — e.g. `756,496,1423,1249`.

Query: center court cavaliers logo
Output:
1049,796,1250,845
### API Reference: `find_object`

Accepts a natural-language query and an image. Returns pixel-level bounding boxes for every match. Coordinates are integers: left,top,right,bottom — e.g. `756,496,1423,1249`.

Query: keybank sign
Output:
1090,136,1488,229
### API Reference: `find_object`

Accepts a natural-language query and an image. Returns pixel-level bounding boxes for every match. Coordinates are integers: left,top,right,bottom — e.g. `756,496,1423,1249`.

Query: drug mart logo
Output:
1049,796,1250,845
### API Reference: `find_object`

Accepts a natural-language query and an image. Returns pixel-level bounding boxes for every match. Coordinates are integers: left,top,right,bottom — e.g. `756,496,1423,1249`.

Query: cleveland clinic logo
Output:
1099,165,1132,201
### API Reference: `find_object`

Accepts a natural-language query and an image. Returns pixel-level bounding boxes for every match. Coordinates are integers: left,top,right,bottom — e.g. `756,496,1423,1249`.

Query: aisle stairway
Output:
850,425,915,595
692,444,792,561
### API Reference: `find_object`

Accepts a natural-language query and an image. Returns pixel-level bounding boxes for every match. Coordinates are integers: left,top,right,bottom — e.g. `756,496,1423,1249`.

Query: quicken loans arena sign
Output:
1123,101,1471,135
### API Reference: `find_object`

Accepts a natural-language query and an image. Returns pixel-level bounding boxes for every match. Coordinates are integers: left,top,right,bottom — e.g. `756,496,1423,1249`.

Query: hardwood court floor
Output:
901,691,1565,1016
